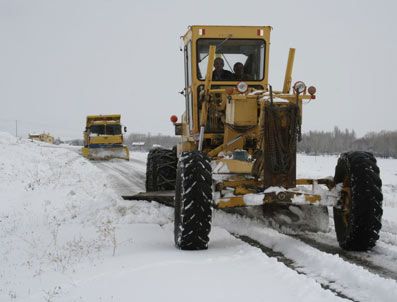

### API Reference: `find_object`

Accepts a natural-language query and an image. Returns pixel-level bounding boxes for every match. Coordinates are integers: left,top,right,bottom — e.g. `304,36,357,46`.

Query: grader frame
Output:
176,25,324,206
131,25,383,252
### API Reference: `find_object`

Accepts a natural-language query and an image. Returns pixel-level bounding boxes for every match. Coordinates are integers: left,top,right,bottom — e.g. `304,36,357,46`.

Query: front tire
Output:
174,151,212,250
333,151,383,251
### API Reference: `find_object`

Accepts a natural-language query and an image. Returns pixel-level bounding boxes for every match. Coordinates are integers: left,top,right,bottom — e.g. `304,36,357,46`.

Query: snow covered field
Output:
1,132,397,302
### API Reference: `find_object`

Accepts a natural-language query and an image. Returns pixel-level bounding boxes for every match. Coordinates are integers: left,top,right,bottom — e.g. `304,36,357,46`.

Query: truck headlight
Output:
236,81,248,93
293,81,306,94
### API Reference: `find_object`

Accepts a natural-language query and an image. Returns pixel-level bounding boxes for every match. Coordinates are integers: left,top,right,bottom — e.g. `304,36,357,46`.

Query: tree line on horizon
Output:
298,127,397,158
69,127,397,159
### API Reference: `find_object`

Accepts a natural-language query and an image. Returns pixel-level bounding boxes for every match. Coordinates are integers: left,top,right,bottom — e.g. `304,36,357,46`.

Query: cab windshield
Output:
90,124,121,135
197,39,265,81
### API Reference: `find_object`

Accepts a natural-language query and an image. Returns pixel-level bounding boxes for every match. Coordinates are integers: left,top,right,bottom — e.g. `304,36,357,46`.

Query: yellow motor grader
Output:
133,25,382,251
82,114,130,160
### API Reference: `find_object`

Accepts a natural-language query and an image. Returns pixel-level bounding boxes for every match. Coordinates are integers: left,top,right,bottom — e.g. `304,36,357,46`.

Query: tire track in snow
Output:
291,234,397,281
296,216,397,282
329,213,397,246
129,157,146,165
379,230,397,246
380,219,397,246
106,164,145,186
93,159,146,196
214,211,397,302
233,234,358,302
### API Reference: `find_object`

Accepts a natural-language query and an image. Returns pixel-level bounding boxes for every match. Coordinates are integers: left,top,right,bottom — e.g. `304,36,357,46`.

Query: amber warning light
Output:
170,115,178,123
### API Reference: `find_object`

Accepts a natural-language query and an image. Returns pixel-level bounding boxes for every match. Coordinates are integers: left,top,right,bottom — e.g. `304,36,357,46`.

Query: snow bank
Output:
0,131,18,144
0,133,170,301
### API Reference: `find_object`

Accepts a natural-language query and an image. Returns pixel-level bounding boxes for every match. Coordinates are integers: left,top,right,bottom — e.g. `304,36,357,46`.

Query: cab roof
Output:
86,114,121,125
182,25,272,44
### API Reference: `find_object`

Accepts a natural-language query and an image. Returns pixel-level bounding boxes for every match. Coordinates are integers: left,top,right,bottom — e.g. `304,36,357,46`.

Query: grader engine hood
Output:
225,95,258,127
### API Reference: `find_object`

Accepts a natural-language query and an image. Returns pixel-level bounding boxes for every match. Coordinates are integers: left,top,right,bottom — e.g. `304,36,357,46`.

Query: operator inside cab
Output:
212,58,253,81
233,62,253,81
198,39,265,82
212,57,233,80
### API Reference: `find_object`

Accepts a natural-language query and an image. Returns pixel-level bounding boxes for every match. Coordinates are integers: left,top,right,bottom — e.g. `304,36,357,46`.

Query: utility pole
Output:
15,120,18,137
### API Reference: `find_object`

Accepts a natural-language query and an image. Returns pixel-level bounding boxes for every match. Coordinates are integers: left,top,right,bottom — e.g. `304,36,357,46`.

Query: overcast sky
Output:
1,0,396,139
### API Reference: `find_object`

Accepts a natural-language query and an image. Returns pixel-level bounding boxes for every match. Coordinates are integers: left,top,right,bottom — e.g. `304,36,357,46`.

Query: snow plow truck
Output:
131,25,383,252
82,114,129,160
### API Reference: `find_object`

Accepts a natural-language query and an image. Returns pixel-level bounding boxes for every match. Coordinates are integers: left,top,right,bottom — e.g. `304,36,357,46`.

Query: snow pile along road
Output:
0,132,171,301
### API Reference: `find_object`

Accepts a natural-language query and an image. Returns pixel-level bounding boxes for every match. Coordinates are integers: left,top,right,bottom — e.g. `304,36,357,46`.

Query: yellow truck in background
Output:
82,114,129,160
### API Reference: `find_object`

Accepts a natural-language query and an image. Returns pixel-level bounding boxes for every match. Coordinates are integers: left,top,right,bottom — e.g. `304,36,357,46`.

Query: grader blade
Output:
223,203,329,233
122,191,175,207
262,203,329,232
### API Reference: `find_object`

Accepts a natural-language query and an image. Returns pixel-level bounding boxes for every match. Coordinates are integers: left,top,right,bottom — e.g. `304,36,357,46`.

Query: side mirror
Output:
124,126,127,132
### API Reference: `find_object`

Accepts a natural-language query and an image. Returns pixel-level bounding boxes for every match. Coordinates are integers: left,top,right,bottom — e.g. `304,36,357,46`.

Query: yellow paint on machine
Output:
213,159,253,174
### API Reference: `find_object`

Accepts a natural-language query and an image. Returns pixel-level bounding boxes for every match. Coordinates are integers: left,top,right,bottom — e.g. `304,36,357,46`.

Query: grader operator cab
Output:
132,25,383,252
82,114,130,160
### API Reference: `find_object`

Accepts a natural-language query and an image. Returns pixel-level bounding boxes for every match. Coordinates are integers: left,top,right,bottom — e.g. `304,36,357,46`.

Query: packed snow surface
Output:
1,132,397,301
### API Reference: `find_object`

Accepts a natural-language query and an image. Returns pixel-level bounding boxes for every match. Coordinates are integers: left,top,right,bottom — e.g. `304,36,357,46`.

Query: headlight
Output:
293,81,306,94
308,86,316,95
236,81,248,93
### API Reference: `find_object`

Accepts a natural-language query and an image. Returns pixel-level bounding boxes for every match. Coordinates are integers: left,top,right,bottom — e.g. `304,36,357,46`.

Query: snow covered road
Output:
92,155,146,196
1,132,397,302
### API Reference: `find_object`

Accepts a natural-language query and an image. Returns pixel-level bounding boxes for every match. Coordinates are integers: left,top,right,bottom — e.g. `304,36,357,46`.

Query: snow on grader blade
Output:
81,114,130,161
128,25,383,251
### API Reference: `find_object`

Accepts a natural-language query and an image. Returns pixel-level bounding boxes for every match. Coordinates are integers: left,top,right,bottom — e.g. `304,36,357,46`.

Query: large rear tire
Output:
333,151,383,251
146,148,177,192
174,151,212,250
